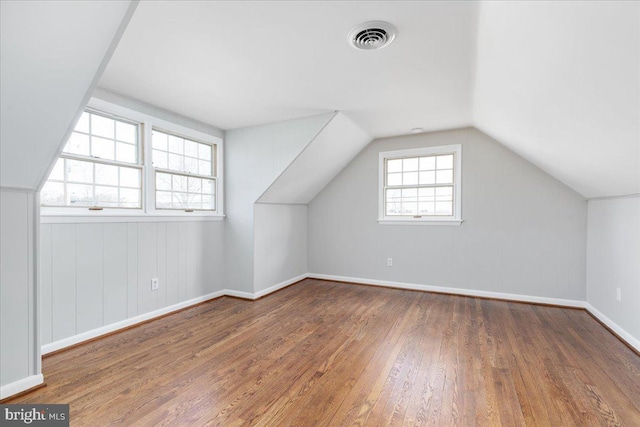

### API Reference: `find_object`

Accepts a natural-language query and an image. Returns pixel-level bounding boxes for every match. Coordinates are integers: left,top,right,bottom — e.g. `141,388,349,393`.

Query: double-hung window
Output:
41,99,223,218
41,110,142,209
378,144,462,224
152,129,216,211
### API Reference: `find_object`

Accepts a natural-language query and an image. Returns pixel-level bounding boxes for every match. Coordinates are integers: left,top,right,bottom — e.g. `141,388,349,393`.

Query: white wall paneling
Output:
40,221,225,348
0,189,42,398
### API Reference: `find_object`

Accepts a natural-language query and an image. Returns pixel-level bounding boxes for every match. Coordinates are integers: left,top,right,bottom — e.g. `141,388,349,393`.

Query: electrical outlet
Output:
616,287,621,302
387,258,393,267
151,278,159,290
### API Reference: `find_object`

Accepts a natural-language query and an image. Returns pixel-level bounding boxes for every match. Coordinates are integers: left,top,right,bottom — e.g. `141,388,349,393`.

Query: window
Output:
378,144,462,224
151,129,216,211
41,100,223,218
41,111,142,209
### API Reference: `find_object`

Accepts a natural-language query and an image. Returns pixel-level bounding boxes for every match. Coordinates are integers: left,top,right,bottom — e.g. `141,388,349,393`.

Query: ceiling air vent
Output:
348,21,396,50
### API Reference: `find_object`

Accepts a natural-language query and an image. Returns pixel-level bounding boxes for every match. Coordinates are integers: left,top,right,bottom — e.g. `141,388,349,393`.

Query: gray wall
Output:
254,203,307,293
0,189,39,394
308,127,587,300
587,196,640,344
224,114,333,293
39,221,225,347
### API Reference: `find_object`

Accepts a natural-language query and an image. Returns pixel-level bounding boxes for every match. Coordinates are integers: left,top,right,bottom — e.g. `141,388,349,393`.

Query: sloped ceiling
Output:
3,1,636,198
473,1,639,198
0,0,136,190
258,112,371,204
97,1,639,199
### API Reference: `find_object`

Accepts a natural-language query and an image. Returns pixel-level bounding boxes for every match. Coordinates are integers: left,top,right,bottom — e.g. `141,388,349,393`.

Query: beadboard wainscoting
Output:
40,221,225,349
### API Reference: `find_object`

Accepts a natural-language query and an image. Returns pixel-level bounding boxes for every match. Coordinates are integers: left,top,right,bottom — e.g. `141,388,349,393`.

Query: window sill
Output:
41,212,225,224
377,218,463,226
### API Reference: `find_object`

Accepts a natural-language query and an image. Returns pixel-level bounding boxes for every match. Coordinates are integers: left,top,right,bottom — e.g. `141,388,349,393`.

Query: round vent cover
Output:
348,21,397,50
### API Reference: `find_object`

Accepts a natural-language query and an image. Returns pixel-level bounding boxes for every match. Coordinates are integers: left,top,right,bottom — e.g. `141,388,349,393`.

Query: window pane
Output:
48,158,64,181
435,201,453,216
419,171,435,185
387,159,402,173
419,202,435,215
152,150,168,169
67,159,93,183
202,195,214,210
116,142,136,164
419,156,435,171
92,136,115,160
202,179,214,194
387,173,402,186
185,140,198,158
120,167,140,188
168,153,183,172
156,172,172,190
68,184,93,206
64,132,90,156
437,155,453,170
75,112,90,133
199,160,211,176
435,186,453,201
168,135,183,154
116,122,136,143
403,172,418,186
436,169,453,184
172,174,186,192
41,182,65,206
386,188,401,202
418,187,435,202
95,163,118,185
172,193,187,208
198,143,212,160
402,188,417,201
156,191,172,208
401,202,417,215
403,157,419,172
184,157,198,174
95,186,118,205
188,177,201,193
120,188,140,207
91,114,114,139
152,131,168,151
188,194,202,209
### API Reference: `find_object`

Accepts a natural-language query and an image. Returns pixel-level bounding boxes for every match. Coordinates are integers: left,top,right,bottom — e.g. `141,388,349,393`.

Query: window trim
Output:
378,144,462,225
41,98,224,220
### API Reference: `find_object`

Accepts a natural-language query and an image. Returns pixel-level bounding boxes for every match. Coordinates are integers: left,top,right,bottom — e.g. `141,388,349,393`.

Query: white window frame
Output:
378,144,462,225
41,98,224,223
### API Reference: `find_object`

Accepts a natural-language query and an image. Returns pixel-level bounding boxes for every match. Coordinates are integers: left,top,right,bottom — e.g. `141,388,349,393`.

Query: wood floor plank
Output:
8,279,640,426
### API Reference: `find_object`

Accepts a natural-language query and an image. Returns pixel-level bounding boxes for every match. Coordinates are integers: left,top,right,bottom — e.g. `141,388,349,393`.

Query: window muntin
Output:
151,129,216,211
385,154,455,217
41,158,142,208
379,145,461,222
41,110,143,209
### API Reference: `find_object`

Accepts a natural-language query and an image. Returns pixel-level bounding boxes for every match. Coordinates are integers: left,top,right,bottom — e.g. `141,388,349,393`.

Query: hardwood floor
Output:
10,279,640,426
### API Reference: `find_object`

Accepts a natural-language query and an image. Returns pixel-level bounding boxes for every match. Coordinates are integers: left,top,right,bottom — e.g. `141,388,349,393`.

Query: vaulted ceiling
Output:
2,1,638,198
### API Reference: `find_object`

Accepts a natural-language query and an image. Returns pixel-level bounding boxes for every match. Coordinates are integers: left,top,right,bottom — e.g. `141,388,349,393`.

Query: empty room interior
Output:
1,0,639,425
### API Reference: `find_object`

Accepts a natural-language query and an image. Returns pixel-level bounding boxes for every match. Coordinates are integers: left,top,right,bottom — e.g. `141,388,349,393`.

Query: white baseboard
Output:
1,374,44,400
42,290,226,355
584,303,640,353
254,274,307,299
307,273,586,308
41,275,309,355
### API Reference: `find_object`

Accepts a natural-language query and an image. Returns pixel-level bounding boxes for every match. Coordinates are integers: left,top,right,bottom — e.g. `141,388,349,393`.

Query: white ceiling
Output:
98,1,477,137
473,1,639,198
